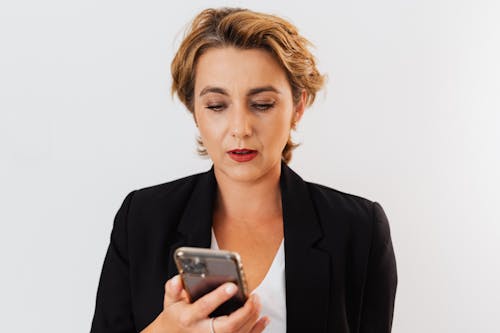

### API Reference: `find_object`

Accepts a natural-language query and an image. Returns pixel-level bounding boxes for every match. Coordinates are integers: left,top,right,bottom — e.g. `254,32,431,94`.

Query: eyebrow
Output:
199,85,281,97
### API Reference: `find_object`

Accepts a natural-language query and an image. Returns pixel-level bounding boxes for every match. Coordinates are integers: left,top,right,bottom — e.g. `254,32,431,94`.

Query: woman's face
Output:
193,47,305,183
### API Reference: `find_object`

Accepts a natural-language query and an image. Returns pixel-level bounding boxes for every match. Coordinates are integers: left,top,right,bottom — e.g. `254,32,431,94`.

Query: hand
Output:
140,275,270,333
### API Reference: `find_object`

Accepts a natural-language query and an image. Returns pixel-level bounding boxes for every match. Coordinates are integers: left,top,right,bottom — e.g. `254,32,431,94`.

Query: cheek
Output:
197,114,224,144
263,114,293,148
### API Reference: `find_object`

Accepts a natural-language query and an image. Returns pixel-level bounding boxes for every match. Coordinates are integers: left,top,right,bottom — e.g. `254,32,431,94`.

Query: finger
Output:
249,316,270,333
180,289,190,302
216,294,261,332
232,294,261,331
164,275,184,307
189,282,238,320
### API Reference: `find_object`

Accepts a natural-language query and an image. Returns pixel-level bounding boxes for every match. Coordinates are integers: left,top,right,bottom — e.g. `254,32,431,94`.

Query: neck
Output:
213,162,283,226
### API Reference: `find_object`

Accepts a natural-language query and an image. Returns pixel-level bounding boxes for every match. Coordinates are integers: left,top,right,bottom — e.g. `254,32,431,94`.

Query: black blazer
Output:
91,162,397,333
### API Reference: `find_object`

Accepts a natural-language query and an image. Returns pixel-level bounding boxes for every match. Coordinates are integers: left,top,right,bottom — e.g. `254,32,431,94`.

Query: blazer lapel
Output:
167,166,217,278
281,162,330,333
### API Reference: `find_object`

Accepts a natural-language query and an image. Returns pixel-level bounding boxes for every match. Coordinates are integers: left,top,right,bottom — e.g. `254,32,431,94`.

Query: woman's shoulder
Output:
127,170,210,207
307,181,374,209
303,179,393,255
304,181,382,228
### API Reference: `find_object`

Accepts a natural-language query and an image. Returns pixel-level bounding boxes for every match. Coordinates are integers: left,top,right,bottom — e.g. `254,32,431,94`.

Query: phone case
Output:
174,247,249,317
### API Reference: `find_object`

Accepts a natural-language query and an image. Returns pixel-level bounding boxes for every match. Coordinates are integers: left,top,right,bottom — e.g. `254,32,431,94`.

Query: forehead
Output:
194,47,290,94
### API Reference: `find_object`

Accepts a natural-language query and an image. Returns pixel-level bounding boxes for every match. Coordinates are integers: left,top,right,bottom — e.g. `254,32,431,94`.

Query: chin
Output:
221,164,263,182
214,158,280,183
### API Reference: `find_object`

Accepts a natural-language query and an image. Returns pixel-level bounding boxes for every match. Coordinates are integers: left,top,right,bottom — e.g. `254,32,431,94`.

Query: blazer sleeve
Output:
91,191,136,333
359,202,398,333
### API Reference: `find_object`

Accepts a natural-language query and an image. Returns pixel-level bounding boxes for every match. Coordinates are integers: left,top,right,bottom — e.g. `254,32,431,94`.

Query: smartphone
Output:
174,247,249,317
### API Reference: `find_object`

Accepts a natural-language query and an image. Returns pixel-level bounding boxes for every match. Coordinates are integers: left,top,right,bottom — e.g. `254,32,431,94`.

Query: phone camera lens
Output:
182,258,194,271
193,262,206,274
181,257,207,275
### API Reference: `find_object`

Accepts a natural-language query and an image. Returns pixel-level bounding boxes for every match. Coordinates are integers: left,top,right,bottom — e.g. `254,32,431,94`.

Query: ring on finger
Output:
210,317,216,333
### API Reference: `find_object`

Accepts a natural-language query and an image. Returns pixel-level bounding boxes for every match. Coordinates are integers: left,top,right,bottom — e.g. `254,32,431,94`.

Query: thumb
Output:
164,275,184,307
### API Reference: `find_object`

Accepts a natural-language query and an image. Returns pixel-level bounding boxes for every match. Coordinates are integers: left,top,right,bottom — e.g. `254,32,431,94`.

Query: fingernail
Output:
225,283,237,294
264,317,270,327
252,294,260,305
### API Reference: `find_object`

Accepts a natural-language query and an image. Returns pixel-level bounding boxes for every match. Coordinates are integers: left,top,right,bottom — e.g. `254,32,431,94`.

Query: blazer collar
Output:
279,162,330,333
167,161,330,333
176,163,217,245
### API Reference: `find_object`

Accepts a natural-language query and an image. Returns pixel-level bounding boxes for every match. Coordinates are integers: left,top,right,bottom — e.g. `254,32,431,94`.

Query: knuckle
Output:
247,304,257,317
247,311,258,324
242,306,252,318
239,305,251,318
225,321,238,332
164,277,175,293
164,281,170,293
246,300,256,313
252,302,260,315
197,298,212,313
178,312,193,327
249,308,259,322
251,310,260,322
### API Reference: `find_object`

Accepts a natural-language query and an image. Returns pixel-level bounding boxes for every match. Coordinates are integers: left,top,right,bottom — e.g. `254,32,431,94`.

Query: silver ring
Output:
210,317,216,333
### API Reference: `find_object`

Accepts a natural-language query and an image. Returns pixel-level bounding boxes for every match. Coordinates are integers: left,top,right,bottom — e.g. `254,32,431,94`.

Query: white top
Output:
211,229,287,333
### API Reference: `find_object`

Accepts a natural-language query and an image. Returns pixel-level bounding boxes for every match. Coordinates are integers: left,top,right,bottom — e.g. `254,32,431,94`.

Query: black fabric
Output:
90,162,397,333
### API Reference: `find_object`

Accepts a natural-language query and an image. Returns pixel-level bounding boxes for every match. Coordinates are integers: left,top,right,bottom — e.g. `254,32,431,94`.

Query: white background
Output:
1,0,499,332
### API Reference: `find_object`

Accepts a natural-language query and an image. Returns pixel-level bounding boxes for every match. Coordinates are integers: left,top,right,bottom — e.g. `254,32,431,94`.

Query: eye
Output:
251,102,275,111
206,104,226,112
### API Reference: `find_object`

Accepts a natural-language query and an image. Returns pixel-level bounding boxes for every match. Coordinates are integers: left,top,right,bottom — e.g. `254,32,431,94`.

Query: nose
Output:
230,104,253,139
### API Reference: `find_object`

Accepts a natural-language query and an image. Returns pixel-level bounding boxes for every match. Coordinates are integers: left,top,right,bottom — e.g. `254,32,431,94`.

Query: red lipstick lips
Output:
228,149,258,162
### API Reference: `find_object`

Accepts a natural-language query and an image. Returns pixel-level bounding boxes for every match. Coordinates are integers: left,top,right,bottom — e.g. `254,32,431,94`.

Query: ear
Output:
293,90,307,124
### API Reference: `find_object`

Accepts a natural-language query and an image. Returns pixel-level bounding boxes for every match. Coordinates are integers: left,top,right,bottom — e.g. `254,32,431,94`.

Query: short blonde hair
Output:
171,7,325,163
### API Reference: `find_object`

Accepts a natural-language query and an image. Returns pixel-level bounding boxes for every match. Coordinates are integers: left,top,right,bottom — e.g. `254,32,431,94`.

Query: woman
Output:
91,7,397,333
